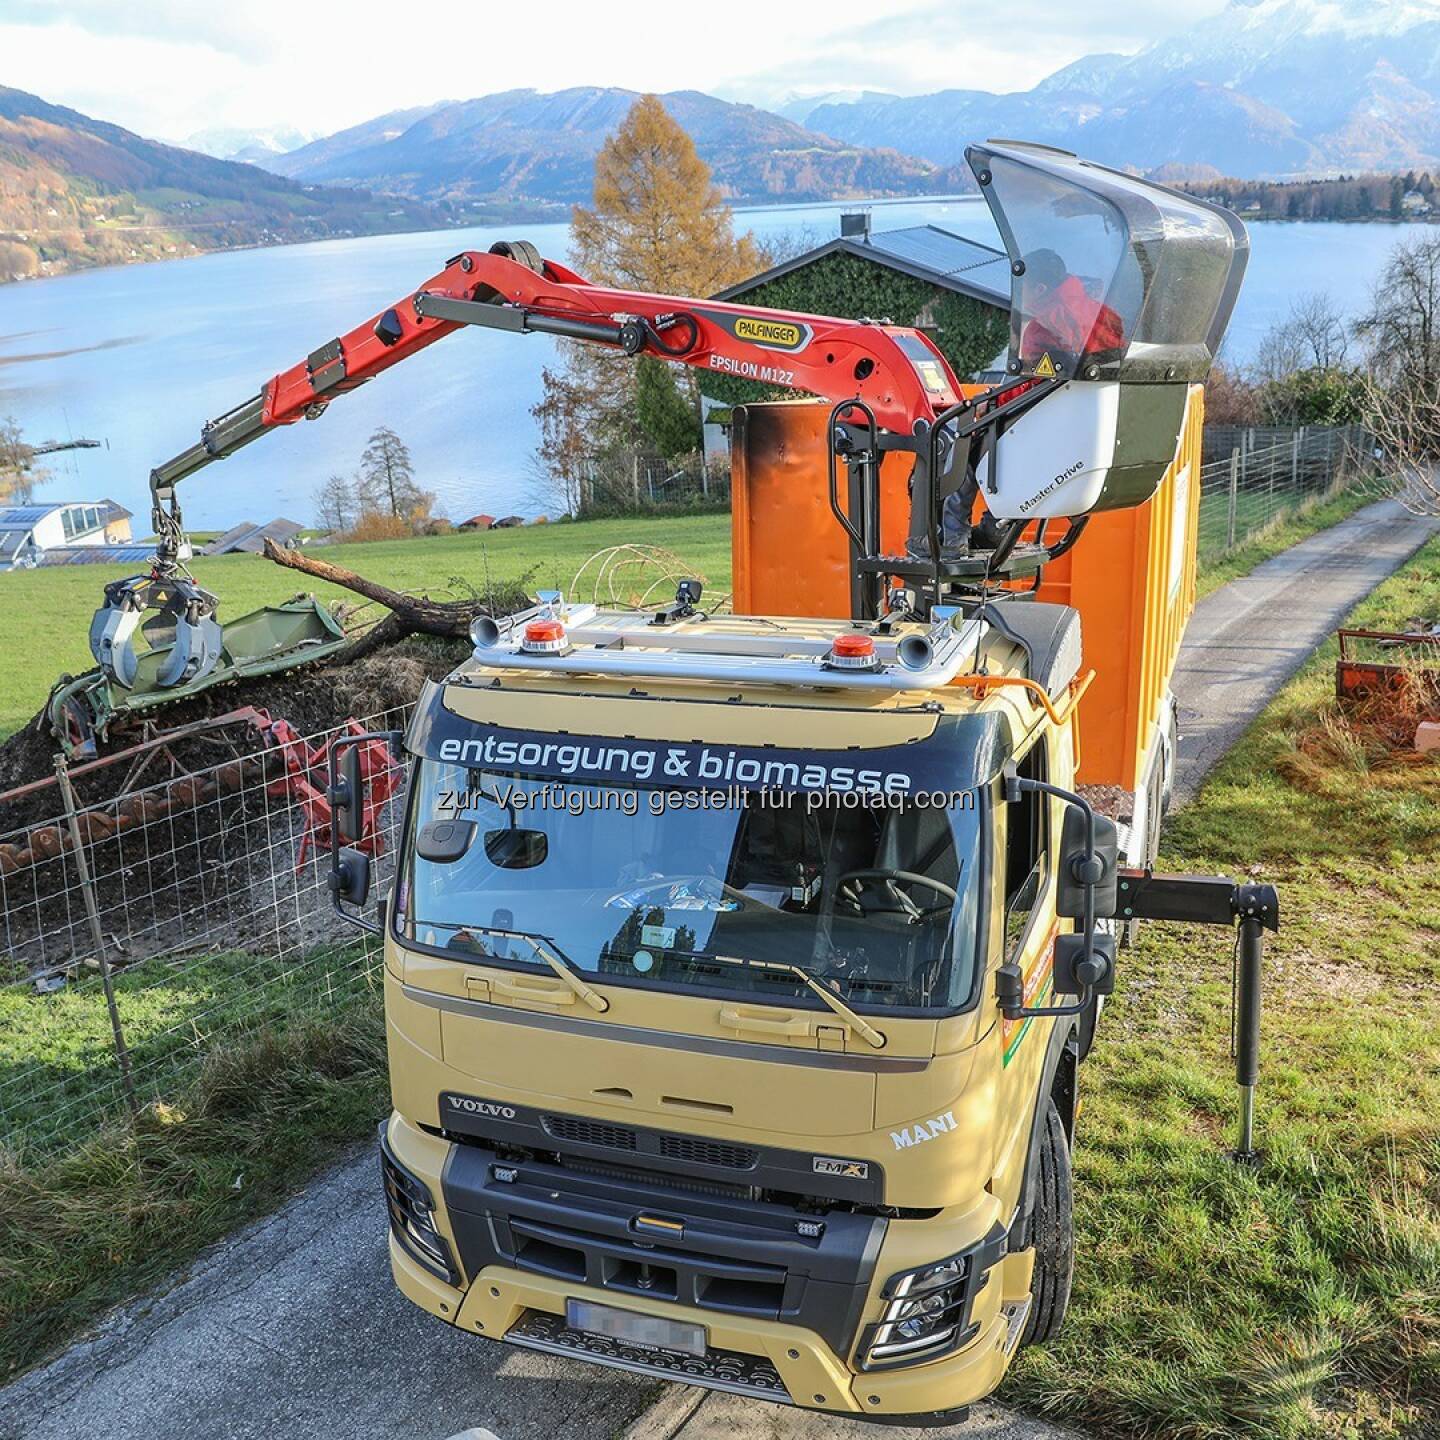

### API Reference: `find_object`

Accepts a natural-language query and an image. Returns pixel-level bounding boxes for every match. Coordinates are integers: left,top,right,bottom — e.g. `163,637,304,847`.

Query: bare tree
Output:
1362,377,1440,516
0,416,41,505
1352,236,1440,516
1355,235,1440,387
1253,291,1349,384
313,472,359,534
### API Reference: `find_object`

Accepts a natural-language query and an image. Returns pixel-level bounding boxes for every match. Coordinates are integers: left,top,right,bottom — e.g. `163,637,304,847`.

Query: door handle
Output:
488,975,577,1006
718,1006,814,1039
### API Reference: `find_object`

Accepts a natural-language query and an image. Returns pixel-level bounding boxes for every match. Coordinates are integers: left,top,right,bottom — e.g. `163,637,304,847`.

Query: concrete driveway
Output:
4,497,1435,1440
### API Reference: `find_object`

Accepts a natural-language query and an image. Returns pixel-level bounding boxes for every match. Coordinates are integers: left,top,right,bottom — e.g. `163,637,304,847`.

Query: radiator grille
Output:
539,1114,758,1171
658,1134,758,1170
542,1115,637,1151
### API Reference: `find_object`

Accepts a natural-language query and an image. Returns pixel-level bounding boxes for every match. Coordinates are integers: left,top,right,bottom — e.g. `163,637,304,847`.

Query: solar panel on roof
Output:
0,506,51,525
866,227,1010,291
33,546,154,567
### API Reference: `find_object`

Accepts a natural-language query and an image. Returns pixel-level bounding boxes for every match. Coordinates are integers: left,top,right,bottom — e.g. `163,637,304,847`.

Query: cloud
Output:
726,0,1230,100
0,0,1231,140
0,0,279,59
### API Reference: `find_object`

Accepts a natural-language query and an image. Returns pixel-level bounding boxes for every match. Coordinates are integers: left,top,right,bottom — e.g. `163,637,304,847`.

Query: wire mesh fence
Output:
574,450,731,517
1196,424,1380,565
0,706,409,1157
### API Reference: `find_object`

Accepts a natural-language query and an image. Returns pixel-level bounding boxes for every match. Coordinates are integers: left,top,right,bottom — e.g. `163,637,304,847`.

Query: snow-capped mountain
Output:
775,91,899,126
184,125,318,166
805,0,1440,176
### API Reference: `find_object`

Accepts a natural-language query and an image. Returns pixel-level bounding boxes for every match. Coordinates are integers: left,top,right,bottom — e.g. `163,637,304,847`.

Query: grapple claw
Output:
88,573,221,690
156,611,223,687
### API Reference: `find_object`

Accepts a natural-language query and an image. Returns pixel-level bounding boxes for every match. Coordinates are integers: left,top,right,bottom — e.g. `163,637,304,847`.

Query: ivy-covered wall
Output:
700,250,1010,409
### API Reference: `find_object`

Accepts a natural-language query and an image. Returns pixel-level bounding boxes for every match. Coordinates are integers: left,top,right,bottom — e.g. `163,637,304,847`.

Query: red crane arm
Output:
260,246,962,435
144,243,965,567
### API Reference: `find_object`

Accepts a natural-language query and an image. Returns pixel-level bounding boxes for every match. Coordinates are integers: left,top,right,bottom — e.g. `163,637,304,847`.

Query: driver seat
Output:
874,805,959,894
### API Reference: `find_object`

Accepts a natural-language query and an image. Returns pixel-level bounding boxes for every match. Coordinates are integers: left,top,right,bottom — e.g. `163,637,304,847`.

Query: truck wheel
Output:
1020,1099,1074,1348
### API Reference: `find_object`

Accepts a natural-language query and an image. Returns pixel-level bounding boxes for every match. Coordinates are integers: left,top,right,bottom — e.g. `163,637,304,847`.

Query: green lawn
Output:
1010,537,1440,1438
0,985,389,1378
0,514,733,739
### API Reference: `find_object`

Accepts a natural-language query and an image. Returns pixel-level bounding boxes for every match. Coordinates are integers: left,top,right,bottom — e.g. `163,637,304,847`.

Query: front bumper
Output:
383,1113,1032,1419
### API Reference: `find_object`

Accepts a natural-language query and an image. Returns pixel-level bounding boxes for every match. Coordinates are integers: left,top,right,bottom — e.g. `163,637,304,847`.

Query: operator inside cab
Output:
930,247,1130,561
1018,247,1126,367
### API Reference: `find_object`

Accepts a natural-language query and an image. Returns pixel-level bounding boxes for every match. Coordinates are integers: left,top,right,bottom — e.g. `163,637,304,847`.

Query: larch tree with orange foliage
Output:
532,95,766,508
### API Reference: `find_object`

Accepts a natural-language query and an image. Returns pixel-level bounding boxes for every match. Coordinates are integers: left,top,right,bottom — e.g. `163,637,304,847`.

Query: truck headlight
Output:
860,1226,1006,1369
380,1127,459,1286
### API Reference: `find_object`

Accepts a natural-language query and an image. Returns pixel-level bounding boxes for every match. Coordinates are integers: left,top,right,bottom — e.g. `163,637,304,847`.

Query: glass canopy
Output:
967,140,1249,383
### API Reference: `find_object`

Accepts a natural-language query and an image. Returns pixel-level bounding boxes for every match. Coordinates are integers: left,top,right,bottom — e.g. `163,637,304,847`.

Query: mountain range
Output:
265,88,949,204
183,124,321,166
0,85,444,282
9,0,1440,288
791,0,1440,177
245,1,1440,202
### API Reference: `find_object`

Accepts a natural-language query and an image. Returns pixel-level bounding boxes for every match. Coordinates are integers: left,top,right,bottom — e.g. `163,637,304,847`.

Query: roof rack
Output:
466,598,988,693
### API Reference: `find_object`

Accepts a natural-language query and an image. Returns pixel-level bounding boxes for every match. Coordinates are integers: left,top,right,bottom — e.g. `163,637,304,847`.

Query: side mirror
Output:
329,845,372,907
416,818,476,863
1053,933,1115,998
1056,805,1119,919
483,828,548,870
332,744,364,845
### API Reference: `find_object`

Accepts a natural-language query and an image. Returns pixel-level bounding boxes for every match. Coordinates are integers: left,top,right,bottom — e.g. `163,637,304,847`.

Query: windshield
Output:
397,760,984,1012
970,141,1248,383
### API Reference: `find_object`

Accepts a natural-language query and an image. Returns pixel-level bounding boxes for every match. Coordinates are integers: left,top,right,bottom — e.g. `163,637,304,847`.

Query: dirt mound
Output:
1,635,471,981
0,636,467,835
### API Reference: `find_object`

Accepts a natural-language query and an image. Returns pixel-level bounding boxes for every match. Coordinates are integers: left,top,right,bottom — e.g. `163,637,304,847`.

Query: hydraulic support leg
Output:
1115,871,1279,1157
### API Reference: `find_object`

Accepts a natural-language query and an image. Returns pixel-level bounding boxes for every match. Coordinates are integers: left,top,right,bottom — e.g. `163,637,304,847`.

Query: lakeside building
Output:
702,213,1012,451
0,500,138,571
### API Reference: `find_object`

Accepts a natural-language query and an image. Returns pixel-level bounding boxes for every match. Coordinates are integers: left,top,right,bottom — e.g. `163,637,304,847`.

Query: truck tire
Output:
1020,1098,1074,1348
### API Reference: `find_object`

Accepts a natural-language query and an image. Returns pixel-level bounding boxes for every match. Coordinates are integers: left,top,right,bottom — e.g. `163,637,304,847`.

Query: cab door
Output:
990,734,1060,1208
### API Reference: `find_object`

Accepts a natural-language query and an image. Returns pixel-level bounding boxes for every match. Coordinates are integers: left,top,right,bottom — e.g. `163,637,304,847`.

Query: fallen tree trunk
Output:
261,539,529,659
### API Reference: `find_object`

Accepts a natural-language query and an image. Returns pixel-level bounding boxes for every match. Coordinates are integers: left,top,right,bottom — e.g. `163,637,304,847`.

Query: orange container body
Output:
730,401,917,620
729,386,1205,791
1031,385,1204,789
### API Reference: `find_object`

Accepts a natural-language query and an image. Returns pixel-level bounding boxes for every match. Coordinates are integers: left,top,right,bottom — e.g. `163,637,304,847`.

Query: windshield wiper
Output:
721,956,887,1050
425,922,610,1014
529,934,610,1014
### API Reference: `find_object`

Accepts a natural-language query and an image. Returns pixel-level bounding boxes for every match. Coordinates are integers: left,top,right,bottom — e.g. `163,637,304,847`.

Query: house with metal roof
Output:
202,518,305,556
0,500,136,572
716,213,1012,316
700,214,1012,436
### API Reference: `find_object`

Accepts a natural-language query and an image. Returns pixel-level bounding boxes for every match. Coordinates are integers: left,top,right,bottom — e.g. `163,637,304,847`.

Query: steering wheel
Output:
836,868,957,923
604,874,752,910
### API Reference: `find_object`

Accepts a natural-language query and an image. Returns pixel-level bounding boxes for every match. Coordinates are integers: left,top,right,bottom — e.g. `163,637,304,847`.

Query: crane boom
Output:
146,241,965,550
95,241,971,693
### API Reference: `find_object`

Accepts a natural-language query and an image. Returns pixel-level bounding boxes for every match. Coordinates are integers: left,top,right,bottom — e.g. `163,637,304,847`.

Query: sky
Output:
0,0,1230,143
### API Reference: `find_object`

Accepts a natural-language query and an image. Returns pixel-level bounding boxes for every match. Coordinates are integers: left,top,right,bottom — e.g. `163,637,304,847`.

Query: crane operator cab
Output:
914,141,1248,574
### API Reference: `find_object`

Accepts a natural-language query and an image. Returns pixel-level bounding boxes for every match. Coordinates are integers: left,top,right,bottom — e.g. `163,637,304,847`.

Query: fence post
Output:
54,752,140,1117
1292,430,1300,492
1228,448,1240,550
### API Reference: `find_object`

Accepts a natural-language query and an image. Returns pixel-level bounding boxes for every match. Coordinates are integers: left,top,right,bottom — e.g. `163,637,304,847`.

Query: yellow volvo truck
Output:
315,145,1281,1424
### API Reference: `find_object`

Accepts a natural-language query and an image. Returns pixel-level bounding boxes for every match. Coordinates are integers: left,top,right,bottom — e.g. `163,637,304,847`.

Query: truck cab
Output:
377,600,1093,1421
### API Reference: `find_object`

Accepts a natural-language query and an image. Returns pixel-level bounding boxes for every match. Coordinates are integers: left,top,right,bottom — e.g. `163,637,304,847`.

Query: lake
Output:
0,197,1421,529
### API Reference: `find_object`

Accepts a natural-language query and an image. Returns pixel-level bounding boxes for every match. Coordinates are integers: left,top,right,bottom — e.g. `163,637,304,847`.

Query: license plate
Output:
566,1299,706,1357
